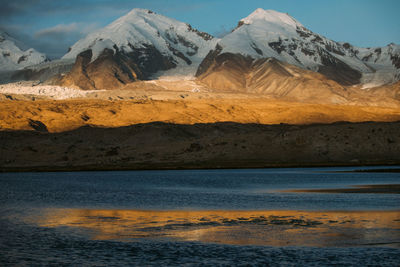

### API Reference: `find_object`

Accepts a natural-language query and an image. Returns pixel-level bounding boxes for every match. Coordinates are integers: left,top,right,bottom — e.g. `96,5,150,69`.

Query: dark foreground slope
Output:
1,121,399,171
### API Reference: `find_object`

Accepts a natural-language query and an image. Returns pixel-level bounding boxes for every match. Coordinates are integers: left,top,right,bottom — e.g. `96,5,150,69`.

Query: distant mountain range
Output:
2,8,400,95
0,31,48,71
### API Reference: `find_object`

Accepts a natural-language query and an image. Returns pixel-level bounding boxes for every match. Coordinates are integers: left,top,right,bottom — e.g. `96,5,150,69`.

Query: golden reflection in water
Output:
36,209,400,247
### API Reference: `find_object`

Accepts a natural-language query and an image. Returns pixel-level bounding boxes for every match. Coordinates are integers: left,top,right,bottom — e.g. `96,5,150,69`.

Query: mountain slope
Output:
0,31,47,71
197,52,350,104
59,8,218,89
197,9,400,87
197,50,400,106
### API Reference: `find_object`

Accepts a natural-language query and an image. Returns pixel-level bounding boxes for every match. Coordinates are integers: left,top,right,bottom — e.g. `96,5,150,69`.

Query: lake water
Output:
1,167,399,266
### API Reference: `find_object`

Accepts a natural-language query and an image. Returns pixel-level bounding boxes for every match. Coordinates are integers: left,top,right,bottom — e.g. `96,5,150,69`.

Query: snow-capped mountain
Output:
55,8,399,91
61,8,218,85
197,8,400,87
0,31,48,71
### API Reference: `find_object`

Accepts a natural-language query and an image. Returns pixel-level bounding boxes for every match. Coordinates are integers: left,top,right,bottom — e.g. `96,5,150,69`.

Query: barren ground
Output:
1,84,400,171
1,94,400,133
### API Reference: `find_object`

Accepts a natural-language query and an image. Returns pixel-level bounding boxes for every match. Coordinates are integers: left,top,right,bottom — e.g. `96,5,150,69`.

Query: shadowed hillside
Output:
1,121,399,171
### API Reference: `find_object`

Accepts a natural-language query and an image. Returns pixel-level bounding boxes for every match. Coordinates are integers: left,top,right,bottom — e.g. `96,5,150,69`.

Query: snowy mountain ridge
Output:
62,8,218,76
54,8,221,89
0,31,48,71
210,8,400,87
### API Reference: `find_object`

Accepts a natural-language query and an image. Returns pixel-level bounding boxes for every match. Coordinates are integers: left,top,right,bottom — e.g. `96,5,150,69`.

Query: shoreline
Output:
282,184,400,194
1,162,400,173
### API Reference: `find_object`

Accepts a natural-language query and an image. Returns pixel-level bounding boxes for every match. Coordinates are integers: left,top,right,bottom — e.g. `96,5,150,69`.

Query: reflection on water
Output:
1,168,400,265
37,209,400,247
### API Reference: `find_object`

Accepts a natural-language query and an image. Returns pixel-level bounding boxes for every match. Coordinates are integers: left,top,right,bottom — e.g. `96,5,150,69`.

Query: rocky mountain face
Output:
0,31,48,71
196,53,350,104
58,8,218,90
197,9,400,88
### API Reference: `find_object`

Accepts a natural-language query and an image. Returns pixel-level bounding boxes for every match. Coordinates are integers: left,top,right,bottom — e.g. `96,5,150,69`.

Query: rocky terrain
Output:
1,95,400,132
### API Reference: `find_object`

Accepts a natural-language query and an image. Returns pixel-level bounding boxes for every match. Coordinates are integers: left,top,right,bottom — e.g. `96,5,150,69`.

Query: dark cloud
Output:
0,0,201,22
0,0,138,21
0,1,41,19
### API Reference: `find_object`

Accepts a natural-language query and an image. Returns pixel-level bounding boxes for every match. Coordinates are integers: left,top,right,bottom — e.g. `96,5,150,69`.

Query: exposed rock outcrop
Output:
57,49,144,90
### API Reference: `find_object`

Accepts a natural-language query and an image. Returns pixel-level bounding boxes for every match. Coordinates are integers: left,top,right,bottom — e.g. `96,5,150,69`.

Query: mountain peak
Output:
203,8,400,88
60,8,218,88
118,8,158,22
63,7,218,68
125,8,156,15
240,8,302,28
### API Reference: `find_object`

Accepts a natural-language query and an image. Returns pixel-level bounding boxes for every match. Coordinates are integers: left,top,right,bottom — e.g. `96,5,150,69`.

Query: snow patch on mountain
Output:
0,81,100,100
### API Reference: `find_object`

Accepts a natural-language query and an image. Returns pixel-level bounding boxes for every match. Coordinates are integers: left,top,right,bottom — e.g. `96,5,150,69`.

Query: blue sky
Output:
1,0,399,59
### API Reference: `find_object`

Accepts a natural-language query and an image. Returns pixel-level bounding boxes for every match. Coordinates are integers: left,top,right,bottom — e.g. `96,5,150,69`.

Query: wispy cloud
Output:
29,22,101,58
34,22,100,40
34,23,79,39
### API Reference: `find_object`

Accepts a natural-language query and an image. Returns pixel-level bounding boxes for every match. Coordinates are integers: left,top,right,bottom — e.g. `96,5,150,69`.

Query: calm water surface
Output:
1,167,399,266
